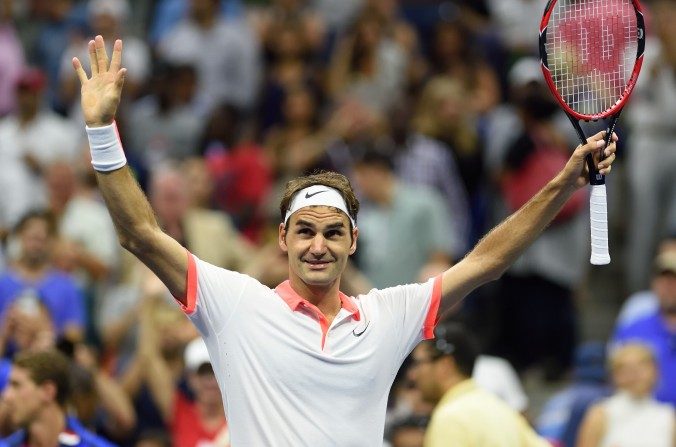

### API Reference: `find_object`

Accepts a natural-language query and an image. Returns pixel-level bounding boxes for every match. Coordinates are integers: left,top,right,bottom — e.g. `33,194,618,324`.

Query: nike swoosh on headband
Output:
305,190,328,199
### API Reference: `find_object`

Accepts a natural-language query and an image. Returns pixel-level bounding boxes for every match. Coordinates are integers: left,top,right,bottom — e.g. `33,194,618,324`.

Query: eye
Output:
297,228,313,236
325,230,343,238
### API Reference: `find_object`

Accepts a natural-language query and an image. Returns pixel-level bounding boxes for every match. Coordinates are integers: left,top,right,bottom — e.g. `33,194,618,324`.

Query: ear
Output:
278,222,288,253
41,381,58,404
349,227,358,255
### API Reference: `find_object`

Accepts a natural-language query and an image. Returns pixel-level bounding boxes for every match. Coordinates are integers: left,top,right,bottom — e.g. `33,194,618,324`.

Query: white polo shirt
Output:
180,253,442,446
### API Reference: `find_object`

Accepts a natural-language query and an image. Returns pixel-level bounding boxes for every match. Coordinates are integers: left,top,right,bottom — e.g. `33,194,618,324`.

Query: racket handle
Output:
589,184,610,265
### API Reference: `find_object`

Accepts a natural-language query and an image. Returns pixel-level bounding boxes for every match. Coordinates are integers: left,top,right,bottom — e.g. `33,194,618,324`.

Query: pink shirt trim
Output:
275,280,361,349
176,250,198,315
423,275,443,339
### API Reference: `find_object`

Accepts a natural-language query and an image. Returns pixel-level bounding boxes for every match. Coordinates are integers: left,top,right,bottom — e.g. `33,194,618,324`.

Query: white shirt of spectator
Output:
180,253,441,446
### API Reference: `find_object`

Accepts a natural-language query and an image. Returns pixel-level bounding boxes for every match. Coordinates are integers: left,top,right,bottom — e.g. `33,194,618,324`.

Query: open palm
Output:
72,35,126,127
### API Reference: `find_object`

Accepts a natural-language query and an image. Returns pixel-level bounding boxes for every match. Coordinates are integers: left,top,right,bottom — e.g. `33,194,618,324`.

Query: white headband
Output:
284,185,356,228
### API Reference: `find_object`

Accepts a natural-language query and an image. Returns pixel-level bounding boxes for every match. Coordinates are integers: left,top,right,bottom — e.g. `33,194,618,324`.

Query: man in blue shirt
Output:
0,349,116,447
612,251,676,406
0,211,85,344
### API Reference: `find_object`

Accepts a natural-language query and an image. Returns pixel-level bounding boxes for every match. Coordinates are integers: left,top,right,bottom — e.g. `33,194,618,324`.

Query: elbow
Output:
117,224,157,254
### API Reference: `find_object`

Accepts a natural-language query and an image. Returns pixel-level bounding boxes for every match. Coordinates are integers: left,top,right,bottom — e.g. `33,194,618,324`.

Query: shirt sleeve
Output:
367,275,442,362
178,252,261,338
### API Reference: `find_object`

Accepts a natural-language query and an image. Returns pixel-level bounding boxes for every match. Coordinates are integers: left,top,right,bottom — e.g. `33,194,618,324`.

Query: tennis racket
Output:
539,0,645,265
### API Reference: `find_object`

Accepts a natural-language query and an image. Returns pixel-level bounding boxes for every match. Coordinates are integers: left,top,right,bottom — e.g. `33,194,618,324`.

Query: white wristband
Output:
85,121,127,172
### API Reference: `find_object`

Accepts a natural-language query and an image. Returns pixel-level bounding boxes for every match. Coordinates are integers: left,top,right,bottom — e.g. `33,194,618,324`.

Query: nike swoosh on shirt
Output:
352,320,370,337
305,190,328,199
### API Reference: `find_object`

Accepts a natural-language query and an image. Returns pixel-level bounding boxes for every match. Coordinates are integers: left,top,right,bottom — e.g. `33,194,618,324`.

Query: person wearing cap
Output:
70,36,617,445
611,244,676,407
409,324,549,447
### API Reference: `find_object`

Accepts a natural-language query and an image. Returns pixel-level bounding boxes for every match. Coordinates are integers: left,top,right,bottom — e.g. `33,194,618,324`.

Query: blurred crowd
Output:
0,0,674,446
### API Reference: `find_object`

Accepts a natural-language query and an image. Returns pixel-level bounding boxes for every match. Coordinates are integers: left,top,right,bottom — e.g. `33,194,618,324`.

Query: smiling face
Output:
279,206,358,291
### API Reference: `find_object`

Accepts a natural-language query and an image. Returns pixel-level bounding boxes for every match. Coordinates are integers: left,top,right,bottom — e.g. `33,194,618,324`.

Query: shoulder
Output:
67,417,117,447
615,312,663,339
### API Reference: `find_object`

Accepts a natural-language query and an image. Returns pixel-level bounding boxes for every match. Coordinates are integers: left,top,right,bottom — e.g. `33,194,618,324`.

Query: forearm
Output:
468,173,575,278
94,167,160,252
94,371,137,433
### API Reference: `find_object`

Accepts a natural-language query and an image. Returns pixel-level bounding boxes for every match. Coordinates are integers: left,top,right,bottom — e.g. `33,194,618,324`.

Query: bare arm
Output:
439,131,617,313
575,404,606,447
72,36,187,301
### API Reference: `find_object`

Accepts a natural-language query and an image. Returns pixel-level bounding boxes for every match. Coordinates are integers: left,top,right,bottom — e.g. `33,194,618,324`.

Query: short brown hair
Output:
13,350,72,407
279,171,360,228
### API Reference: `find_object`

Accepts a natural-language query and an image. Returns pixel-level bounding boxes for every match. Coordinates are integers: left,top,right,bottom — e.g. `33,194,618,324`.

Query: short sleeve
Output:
365,275,442,361
179,253,260,338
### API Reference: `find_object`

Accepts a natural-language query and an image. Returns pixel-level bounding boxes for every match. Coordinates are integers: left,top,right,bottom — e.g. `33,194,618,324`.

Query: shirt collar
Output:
275,280,361,321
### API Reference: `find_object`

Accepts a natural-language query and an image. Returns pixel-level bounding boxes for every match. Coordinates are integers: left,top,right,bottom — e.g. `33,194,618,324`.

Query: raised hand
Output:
72,35,126,127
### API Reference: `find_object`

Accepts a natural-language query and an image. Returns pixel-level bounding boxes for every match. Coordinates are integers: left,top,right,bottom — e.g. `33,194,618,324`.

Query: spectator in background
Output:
0,68,79,238
199,104,272,243
410,324,549,447
0,0,25,117
148,164,253,272
352,145,457,288
389,99,470,254
624,0,676,293
157,0,261,114
0,349,115,446
127,62,203,170
60,0,150,115
617,236,676,328
327,8,407,112
0,211,85,350
31,0,84,113
611,250,676,407
429,19,500,117
576,343,675,447
490,81,588,379
537,342,611,447
45,161,119,287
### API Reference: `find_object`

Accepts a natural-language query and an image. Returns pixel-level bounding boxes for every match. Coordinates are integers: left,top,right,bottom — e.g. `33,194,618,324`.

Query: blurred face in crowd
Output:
150,171,190,225
409,343,445,404
190,0,218,22
280,206,357,289
654,270,676,316
18,217,52,267
283,88,316,127
182,158,214,209
190,364,222,406
610,345,658,398
2,366,51,427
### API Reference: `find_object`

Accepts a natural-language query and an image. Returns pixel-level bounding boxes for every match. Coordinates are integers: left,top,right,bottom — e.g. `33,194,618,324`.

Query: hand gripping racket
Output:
539,0,645,264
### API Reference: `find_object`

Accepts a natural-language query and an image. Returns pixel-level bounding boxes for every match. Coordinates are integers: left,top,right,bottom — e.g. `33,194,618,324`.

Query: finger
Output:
88,40,98,76
109,39,123,73
72,57,88,85
598,152,616,171
604,141,617,158
94,35,109,74
115,68,127,89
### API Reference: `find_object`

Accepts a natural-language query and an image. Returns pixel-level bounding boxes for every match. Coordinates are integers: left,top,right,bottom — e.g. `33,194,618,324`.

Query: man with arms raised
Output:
71,36,617,445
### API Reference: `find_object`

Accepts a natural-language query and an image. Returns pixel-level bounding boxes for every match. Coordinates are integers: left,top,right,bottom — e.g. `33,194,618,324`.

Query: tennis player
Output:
73,36,617,446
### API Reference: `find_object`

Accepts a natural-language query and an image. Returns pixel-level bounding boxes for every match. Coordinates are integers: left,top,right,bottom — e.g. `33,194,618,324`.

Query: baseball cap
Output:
508,57,543,88
654,251,676,275
16,68,46,92
184,337,211,372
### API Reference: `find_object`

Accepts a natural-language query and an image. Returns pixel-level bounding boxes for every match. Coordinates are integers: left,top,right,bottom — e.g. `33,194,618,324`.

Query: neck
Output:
440,374,468,399
15,259,49,279
194,13,215,29
19,108,38,124
288,275,341,318
26,405,66,447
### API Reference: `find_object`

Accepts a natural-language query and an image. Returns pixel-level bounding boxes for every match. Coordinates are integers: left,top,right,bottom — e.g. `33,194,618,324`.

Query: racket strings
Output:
546,0,637,116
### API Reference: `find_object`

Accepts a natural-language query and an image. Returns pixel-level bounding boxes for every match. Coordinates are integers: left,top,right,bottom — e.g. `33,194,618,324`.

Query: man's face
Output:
279,206,357,289
19,218,51,266
408,344,443,404
654,272,676,316
2,367,48,427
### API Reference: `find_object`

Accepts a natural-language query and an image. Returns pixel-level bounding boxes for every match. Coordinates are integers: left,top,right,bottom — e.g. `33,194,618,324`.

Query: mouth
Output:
304,260,333,270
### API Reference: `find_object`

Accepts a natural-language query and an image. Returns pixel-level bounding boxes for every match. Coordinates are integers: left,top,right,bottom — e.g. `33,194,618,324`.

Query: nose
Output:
309,234,327,256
